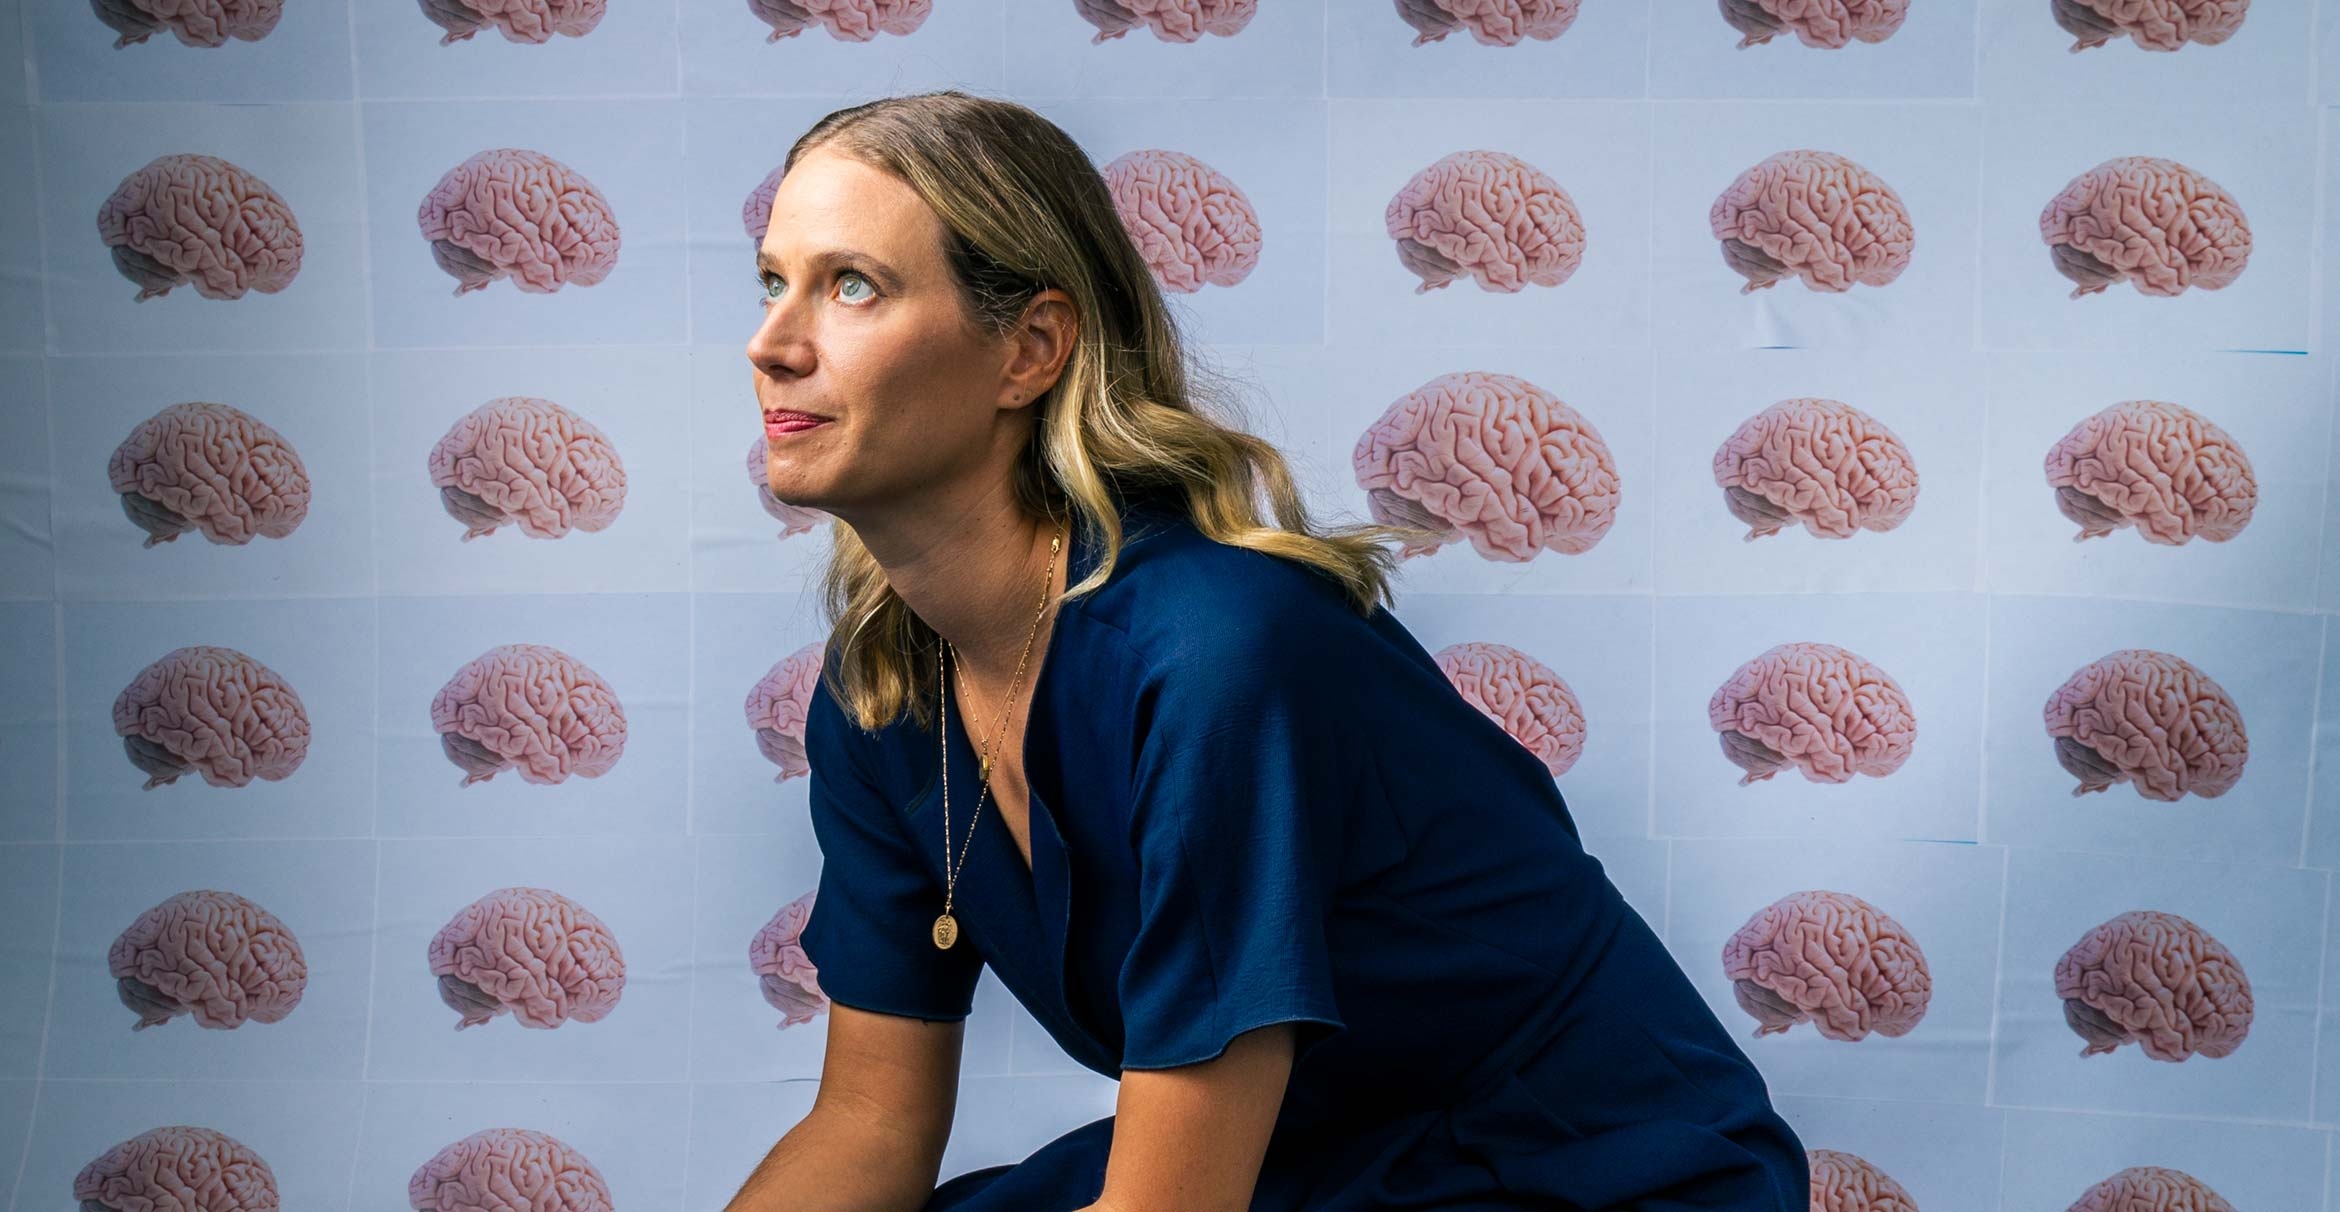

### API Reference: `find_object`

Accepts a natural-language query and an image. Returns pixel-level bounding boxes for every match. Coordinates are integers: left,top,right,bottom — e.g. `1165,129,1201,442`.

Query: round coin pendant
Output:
932,912,958,950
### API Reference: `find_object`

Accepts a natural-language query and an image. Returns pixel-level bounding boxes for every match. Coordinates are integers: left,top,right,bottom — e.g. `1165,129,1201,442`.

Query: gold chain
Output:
934,517,1063,949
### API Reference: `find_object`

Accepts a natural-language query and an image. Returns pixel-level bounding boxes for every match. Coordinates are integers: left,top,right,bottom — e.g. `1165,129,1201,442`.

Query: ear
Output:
1000,289,1078,409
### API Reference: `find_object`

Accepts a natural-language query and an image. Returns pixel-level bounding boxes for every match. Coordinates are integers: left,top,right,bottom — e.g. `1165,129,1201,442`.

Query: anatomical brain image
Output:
1397,0,1580,45
2056,0,2247,52
1352,370,1621,562
1722,889,1931,1041
749,0,932,41
2043,649,2246,801
427,395,628,541
421,0,604,44
750,889,828,1028
743,165,784,241
1101,149,1261,294
2039,156,2250,299
1708,642,1915,785
113,645,310,790
2056,909,2252,1060
1808,1148,1917,1212
2044,399,2255,545
745,641,826,782
1722,0,1907,47
747,434,831,537
419,148,620,295
93,0,281,47
110,888,306,1031
411,1127,614,1212
1712,397,1919,541
428,886,626,1029
74,1125,278,1212
1709,149,1912,294
2069,1166,2237,1212
1385,149,1586,294
98,153,303,302
1077,0,1255,43
430,643,627,787
109,401,311,548
1433,640,1586,778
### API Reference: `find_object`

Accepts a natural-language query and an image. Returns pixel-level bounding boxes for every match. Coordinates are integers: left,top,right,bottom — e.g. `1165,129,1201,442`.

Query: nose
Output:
745,291,812,380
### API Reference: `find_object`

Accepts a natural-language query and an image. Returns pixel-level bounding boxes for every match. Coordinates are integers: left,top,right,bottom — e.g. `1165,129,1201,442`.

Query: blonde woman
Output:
727,91,1808,1212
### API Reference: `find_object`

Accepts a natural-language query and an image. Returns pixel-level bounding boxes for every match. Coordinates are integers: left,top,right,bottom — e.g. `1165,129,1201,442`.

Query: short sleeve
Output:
1115,647,1351,1070
796,678,983,1023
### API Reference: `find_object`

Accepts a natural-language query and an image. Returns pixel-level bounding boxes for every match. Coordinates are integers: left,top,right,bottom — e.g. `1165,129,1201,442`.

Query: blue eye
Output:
758,269,875,308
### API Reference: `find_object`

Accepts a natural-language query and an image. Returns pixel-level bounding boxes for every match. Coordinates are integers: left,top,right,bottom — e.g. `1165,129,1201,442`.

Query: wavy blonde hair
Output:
794,90,1437,735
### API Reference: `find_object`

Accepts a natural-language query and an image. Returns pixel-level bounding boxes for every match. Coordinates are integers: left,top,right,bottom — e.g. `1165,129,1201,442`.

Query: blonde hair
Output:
793,90,1437,734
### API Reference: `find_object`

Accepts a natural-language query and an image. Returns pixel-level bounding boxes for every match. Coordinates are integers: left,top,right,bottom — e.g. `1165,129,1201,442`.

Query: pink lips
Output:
764,412,830,439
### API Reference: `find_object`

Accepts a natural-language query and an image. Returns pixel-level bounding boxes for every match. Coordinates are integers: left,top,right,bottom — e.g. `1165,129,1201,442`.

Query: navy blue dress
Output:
797,498,1810,1211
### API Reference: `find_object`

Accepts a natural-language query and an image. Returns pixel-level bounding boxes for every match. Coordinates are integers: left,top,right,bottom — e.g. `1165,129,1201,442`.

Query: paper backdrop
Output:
1,0,2337,1208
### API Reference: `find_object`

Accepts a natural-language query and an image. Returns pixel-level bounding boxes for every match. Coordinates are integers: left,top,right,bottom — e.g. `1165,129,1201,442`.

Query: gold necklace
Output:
933,518,1064,951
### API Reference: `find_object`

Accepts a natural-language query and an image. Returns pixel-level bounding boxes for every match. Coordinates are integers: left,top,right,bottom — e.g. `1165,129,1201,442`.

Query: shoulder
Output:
803,649,880,777
1080,505,1396,701
1081,510,1375,683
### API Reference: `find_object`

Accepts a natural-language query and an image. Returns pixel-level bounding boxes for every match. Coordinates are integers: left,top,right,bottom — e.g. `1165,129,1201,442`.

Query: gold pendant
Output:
932,912,958,950
978,756,991,781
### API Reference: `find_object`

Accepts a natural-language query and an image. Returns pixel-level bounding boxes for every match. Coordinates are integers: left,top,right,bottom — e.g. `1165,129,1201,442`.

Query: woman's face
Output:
745,145,1028,520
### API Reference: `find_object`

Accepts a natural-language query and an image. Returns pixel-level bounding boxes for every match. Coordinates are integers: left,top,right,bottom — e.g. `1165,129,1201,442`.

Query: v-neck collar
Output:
901,504,1113,1042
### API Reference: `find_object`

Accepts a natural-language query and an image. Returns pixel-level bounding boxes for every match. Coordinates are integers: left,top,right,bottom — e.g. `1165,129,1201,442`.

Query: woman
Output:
737,90,1810,1212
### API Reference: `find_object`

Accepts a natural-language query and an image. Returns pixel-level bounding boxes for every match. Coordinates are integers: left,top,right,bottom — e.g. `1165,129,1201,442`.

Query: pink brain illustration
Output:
2039,156,2250,299
749,889,829,1028
418,148,620,296
1708,641,1915,785
429,643,627,787
1722,0,1908,48
2069,1166,2237,1212
409,1127,613,1212
749,0,932,41
1709,149,1912,294
1723,889,1931,1041
2045,399,2255,545
428,886,626,1029
1076,0,1255,42
1101,149,1261,294
746,434,831,537
1352,370,1621,562
745,641,826,783
427,395,627,541
1713,397,1919,541
112,644,310,790
1395,0,1580,45
2056,0,2248,52
1808,1148,1918,1212
1433,641,1586,778
109,401,311,549
110,888,307,1031
75,1125,278,1212
2056,910,2252,1061
93,0,282,47
742,165,784,240
420,0,605,44
1385,149,1586,294
97,153,303,302
2043,648,2246,801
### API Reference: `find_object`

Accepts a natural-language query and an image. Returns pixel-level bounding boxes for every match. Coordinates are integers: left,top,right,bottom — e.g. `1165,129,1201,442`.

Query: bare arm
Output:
1081,1022,1297,1212
724,1002,969,1212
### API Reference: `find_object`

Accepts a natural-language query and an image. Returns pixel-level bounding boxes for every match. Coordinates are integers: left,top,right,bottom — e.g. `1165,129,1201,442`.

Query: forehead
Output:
761,148,936,262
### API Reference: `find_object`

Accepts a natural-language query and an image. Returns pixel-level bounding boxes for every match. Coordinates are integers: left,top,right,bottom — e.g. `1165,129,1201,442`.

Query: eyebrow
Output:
756,245,903,291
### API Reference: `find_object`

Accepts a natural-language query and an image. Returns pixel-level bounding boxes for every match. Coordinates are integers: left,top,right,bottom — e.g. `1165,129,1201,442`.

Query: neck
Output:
848,490,1065,695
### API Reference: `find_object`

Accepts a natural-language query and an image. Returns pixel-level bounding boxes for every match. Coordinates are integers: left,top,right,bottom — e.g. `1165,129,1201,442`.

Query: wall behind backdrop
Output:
1,0,2338,1206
